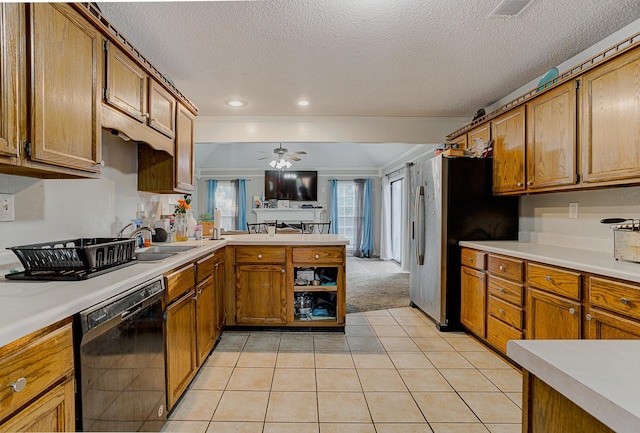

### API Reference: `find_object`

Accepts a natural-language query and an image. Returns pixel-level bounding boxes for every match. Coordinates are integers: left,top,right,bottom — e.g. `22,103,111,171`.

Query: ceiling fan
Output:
258,143,307,168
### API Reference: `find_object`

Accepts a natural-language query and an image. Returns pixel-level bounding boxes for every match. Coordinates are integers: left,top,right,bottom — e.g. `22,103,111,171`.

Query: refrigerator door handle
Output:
415,185,425,265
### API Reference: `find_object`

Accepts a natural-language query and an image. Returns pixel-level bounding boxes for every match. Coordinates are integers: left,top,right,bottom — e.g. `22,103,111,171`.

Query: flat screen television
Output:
264,170,318,201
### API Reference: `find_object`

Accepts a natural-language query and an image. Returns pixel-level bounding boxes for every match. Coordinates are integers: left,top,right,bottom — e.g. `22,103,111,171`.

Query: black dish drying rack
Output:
5,238,137,280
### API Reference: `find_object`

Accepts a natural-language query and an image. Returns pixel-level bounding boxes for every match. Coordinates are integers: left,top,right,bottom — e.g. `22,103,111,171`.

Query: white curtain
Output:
380,175,392,260
401,163,412,272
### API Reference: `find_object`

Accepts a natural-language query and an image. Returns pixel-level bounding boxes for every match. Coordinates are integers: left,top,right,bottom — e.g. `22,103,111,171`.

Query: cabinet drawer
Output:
486,315,523,355
461,248,486,271
235,246,286,264
0,321,74,422
589,276,640,321
488,275,524,306
488,295,523,330
528,263,581,301
488,255,524,282
292,247,344,264
165,263,195,304
196,254,215,284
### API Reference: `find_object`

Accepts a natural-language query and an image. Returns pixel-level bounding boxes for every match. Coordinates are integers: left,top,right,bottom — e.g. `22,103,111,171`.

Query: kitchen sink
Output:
135,252,177,262
144,245,196,253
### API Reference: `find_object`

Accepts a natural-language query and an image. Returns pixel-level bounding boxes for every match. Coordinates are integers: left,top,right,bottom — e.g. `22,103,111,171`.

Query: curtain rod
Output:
385,162,413,177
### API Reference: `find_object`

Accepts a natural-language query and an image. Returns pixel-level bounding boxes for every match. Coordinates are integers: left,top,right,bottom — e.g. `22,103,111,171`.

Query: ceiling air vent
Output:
489,0,534,18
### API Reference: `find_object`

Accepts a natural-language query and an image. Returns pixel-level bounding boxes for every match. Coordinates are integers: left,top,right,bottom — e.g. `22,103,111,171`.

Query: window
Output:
215,181,237,231
337,181,357,251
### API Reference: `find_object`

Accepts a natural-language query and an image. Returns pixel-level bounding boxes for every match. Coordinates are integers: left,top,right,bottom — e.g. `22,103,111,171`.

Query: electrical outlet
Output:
569,202,579,219
0,194,15,222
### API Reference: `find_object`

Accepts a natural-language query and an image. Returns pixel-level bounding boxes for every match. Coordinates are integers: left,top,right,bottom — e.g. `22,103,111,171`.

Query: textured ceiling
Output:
97,0,640,118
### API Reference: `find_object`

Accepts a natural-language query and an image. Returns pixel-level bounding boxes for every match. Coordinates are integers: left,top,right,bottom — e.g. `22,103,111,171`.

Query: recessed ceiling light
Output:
226,99,246,107
297,100,310,106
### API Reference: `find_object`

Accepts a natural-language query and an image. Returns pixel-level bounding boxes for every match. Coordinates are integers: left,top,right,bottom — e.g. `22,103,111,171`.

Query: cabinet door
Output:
165,290,197,411
585,308,640,340
0,3,21,162
148,80,175,139
581,47,640,184
468,123,491,152
214,259,226,333
460,266,486,338
175,103,194,192
451,134,467,150
104,42,147,123
527,288,581,340
195,276,216,366
0,378,74,433
30,3,101,173
526,81,578,189
492,106,526,194
236,264,287,325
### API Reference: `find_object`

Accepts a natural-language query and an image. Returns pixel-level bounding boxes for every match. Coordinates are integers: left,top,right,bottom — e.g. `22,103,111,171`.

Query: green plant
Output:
198,212,213,222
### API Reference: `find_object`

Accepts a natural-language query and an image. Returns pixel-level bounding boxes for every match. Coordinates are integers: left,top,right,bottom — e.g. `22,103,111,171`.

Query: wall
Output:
0,132,183,264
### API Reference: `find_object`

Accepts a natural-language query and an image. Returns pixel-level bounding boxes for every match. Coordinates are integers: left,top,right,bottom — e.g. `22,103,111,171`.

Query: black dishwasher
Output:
75,276,166,432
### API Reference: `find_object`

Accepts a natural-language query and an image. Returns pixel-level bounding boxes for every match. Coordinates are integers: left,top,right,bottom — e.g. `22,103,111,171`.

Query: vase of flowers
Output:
174,195,191,241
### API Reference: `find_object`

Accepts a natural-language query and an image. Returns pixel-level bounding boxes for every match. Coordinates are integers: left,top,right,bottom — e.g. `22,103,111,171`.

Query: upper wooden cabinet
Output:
0,3,20,164
148,80,176,139
492,106,526,194
0,3,102,178
175,103,194,192
581,47,640,185
104,43,147,123
526,80,578,190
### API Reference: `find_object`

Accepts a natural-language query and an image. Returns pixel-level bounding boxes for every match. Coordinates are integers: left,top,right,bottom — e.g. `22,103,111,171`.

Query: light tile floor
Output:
163,307,523,433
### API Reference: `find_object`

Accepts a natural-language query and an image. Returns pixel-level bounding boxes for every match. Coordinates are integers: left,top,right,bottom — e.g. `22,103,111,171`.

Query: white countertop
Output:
459,240,640,284
0,234,348,348
507,339,640,432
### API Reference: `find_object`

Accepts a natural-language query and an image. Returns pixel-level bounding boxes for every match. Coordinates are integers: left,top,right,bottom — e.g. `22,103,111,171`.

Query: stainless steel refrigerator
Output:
409,155,518,331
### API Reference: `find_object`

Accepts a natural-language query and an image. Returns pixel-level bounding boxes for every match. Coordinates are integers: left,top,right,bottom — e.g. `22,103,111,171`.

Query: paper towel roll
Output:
213,209,222,231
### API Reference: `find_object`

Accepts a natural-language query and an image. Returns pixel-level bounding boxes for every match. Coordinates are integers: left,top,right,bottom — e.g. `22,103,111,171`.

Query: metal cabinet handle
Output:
545,275,551,281
569,308,576,315
620,298,629,305
258,254,263,259
499,308,505,315
586,313,593,321
10,378,27,393
467,257,473,262
498,287,505,293
517,182,522,187
499,265,504,271
281,268,285,273
315,254,320,259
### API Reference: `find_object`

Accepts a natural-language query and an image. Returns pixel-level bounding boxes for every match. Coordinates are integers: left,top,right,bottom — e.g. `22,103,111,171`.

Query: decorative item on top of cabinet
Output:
491,106,526,194
581,46,640,186
526,263,581,340
526,80,578,190
485,254,524,355
0,3,102,178
460,248,487,338
0,318,75,432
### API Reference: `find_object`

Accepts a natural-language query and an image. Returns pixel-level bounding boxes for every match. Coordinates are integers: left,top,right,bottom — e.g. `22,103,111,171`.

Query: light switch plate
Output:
569,202,578,219
0,194,15,222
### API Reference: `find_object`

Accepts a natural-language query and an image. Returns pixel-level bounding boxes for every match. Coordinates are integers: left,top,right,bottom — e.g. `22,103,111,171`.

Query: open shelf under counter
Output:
294,285,338,292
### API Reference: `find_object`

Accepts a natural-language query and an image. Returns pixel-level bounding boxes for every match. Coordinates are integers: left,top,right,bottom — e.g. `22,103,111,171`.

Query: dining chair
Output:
246,222,267,234
301,221,331,234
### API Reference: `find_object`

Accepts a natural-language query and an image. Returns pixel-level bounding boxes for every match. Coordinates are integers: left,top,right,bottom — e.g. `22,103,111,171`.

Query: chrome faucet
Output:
117,222,134,238
130,226,156,238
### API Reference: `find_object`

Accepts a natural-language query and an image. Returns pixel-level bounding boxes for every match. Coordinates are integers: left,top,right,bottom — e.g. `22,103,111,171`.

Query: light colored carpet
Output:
346,257,410,313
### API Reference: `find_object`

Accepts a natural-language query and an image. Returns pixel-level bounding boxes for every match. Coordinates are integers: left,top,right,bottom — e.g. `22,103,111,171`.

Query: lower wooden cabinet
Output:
460,266,486,338
585,308,640,339
236,264,287,325
526,288,581,340
195,274,216,366
0,379,74,433
164,289,197,411
0,319,75,432
214,255,226,334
